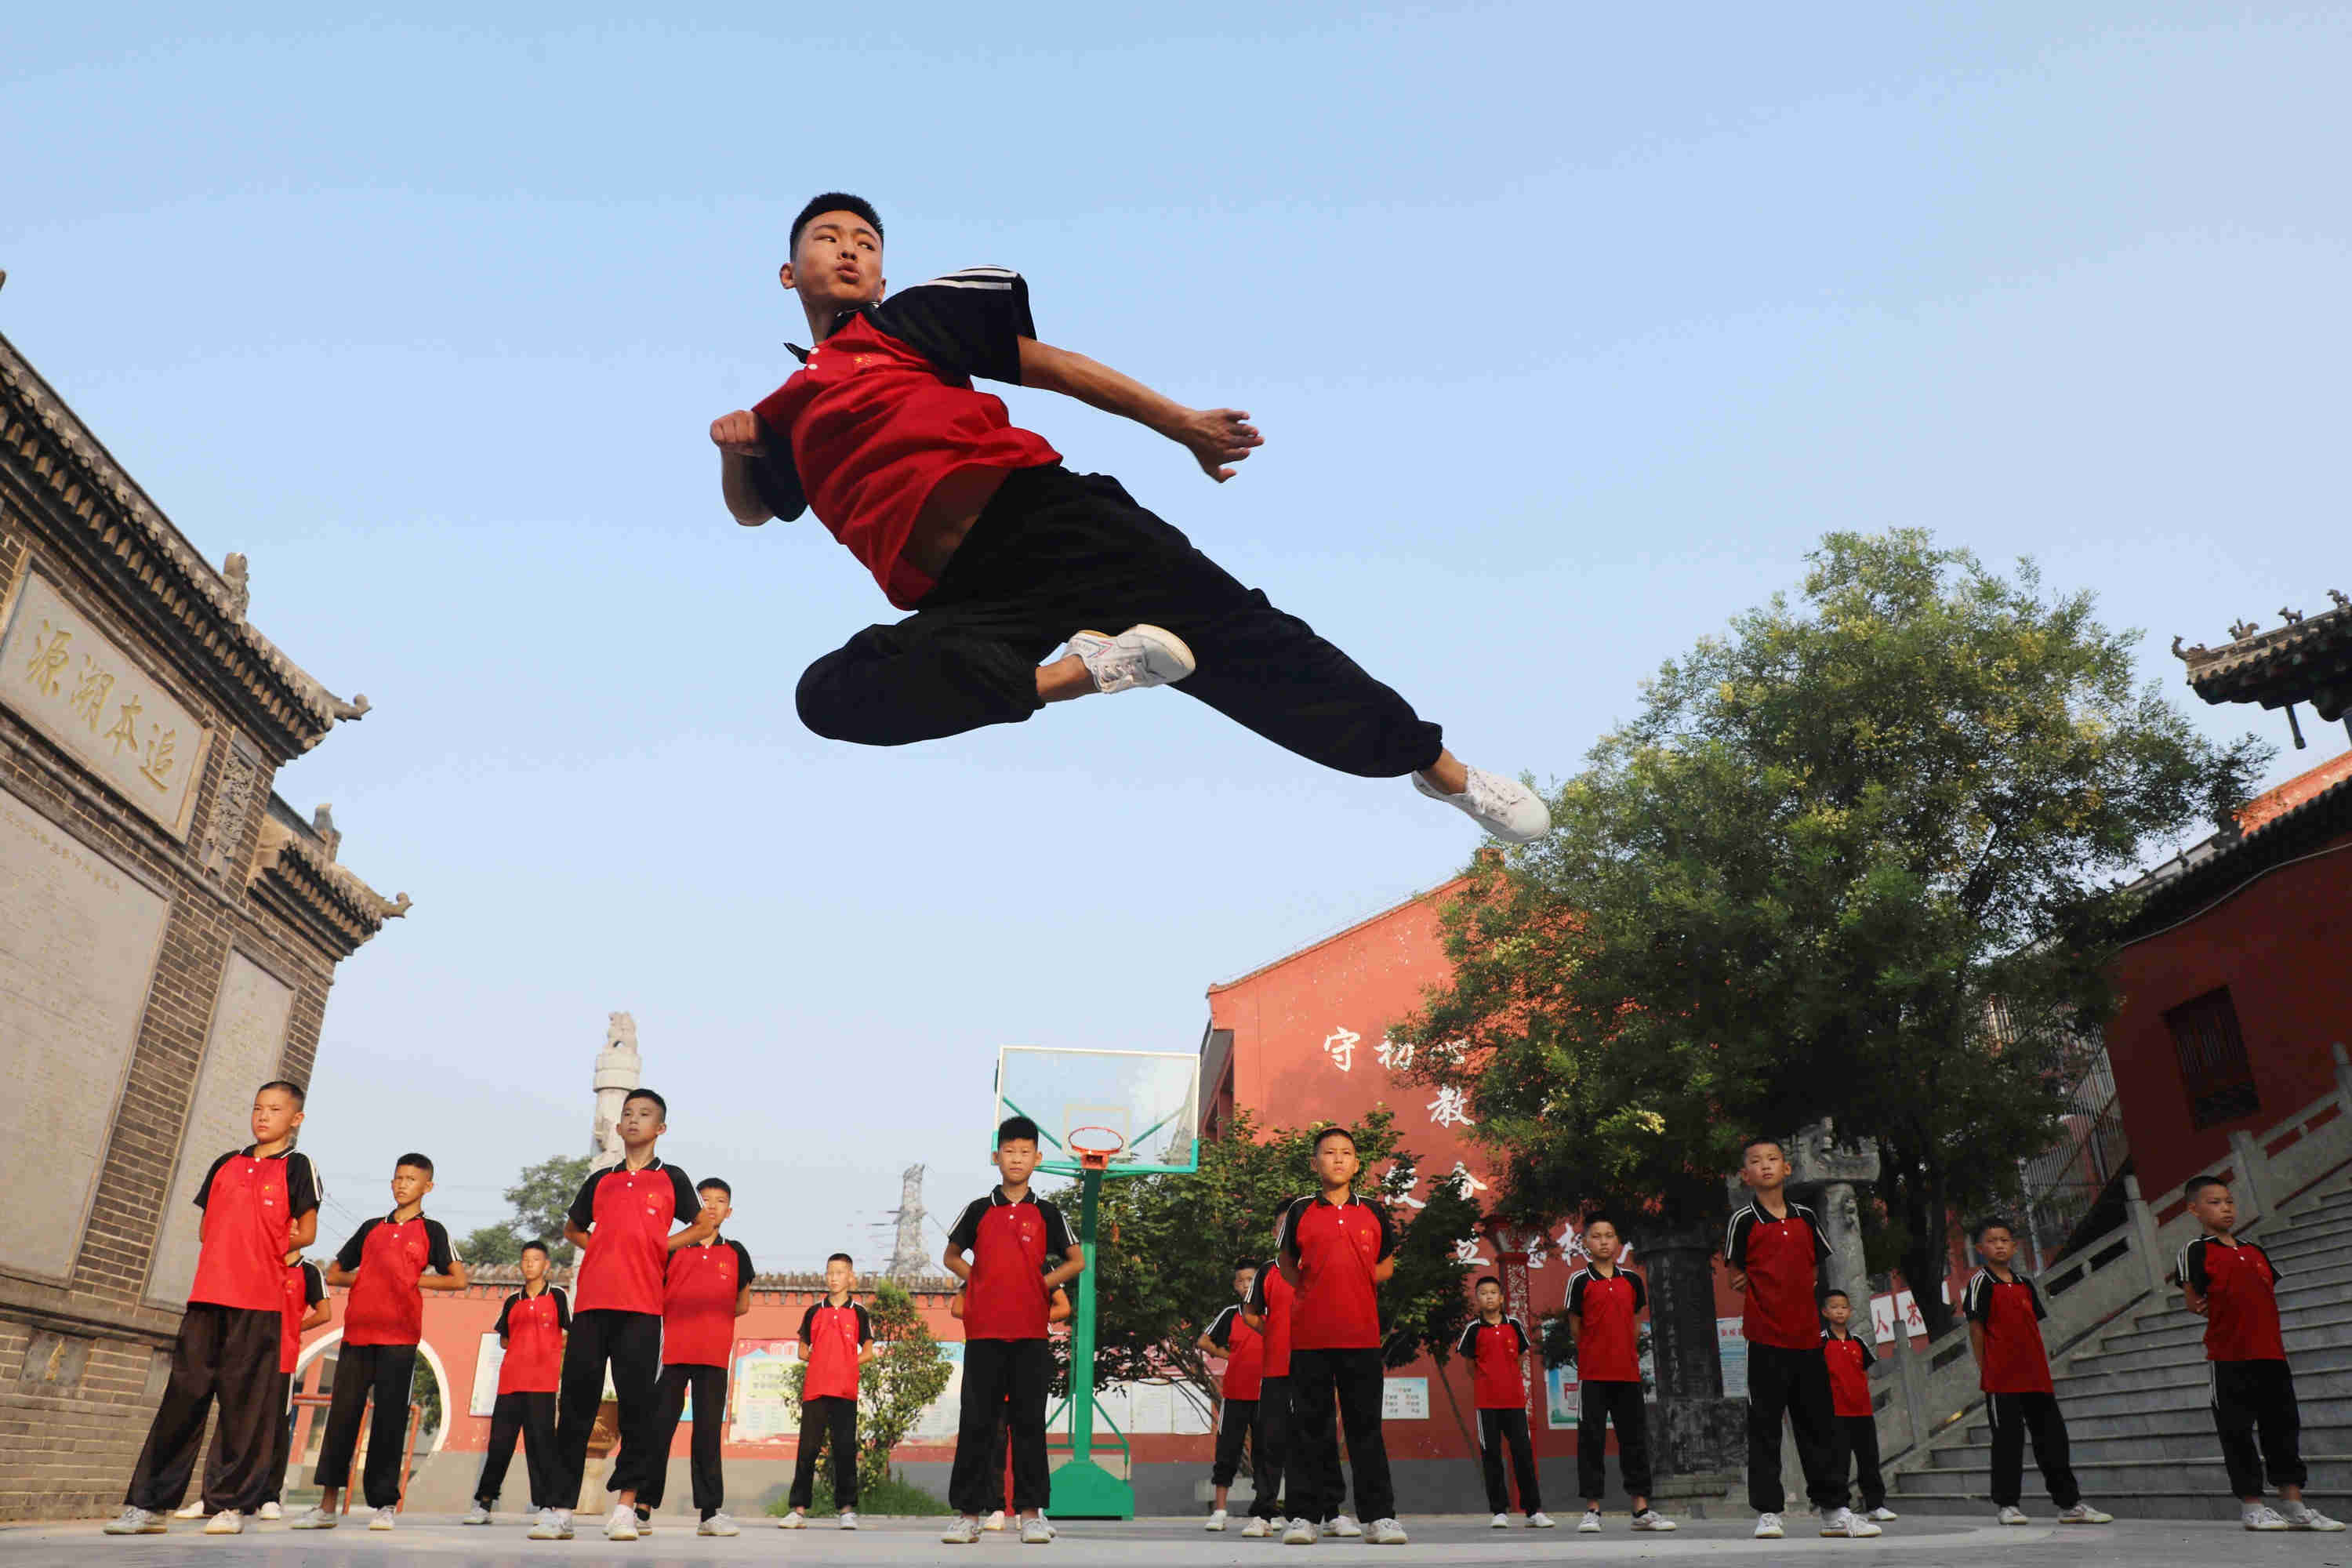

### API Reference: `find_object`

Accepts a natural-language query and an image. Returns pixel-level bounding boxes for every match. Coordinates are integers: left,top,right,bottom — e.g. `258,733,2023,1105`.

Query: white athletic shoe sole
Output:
1412,765,1551,843
1070,626,1196,693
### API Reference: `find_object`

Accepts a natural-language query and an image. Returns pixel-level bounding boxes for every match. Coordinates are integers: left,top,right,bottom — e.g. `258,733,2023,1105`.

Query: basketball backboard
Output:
992,1045,1201,1178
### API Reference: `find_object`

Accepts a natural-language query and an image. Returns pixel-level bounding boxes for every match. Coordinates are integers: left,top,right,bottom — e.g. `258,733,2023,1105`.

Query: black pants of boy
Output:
1287,1347,1395,1526
314,1341,416,1508
1249,1375,1292,1520
1212,1396,1261,1490
1744,1341,1846,1515
1480,1406,1544,1515
2213,1360,2306,1499
1987,1390,2079,1508
794,465,1446,781
638,1363,728,1517
949,1339,1051,1515
554,1308,665,1506
125,1304,281,1514
1576,1378,1650,1503
474,1392,558,1510
1837,1414,1885,1510
789,1394,860,1512
200,1367,294,1512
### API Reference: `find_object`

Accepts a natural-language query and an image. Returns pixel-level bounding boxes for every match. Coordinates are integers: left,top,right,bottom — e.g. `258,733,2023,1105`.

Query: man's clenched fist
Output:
710,409,763,453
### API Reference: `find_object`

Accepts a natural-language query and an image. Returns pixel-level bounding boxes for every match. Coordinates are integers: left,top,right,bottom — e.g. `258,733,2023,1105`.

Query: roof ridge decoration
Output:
0,330,369,757
249,800,411,946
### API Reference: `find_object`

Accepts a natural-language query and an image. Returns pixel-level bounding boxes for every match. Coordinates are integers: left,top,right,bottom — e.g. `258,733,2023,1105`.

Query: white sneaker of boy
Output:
1069,626,1196,694
1411,767,1551,843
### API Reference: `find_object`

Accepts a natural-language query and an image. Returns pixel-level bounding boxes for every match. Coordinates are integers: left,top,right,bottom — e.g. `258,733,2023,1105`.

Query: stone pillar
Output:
2125,1174,2167,1298
1638,1225,1742,1504
2333,1043,2352,1116
1786,1120,1880,1313
590,1011,641,1171
2227,1129,2271,1225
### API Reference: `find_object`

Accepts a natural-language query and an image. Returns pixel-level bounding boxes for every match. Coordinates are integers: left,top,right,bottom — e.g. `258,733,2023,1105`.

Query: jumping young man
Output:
710,194,1550,847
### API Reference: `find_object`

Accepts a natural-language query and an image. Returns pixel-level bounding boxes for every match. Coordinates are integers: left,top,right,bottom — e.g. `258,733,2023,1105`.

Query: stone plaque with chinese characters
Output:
2,572,208,839
145,951,296,1306
0,786,171,1283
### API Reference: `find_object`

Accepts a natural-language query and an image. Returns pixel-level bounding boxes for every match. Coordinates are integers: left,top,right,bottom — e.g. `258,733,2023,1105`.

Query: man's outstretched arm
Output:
1016,339,1263,482
712,412,775,524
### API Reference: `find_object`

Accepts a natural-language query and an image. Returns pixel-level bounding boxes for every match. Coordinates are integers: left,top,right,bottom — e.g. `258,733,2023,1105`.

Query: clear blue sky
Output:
8,3,2346,1269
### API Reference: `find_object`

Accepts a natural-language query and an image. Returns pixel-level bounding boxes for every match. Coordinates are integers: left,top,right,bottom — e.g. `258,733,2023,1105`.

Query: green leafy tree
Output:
1396,531,2263,1335
460,1224,521,1267
780,1279,952,1494
463,1152,596,1267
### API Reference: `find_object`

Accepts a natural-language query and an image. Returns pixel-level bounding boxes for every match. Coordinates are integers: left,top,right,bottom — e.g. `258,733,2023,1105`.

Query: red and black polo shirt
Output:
1567,1263,1648,1385
336,1210,456,1348
1205,1304,1266,1402
1245,1258,1297,1379
1277,1193,1397,1352
1961,1268,2053,1393
664,1236,756,1367
1725,1196,1832,1351
495,1282,572,1396
1821,1329,1876,1417
568,1158,701,1316
1454,1315,1533,1409
279,1261,326,1376
750,270,1062,609
948,1188,1076,1341
190,1146,320,1313
2180,1235,2286,1363
800,1294,876,1401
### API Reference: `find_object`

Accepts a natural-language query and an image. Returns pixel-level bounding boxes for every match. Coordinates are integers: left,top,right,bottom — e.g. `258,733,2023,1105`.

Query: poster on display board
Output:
470,1336,503,1417
1871,1290,1925,1345
1718,1318,1748,1399
728,1339,800,1443
1544,1343,1658,1427
1381,1379,1428,1421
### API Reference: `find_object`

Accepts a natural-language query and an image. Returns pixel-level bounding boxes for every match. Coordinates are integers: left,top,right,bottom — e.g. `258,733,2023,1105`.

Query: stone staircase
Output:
1890,1170,2352,1520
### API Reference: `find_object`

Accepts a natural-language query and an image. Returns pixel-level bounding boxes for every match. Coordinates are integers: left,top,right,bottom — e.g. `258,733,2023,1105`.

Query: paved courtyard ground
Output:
1,1514,2345,1568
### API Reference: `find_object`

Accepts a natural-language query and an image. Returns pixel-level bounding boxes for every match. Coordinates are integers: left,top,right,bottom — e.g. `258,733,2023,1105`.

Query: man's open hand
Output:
710,410,764,454
1172,407,1263,482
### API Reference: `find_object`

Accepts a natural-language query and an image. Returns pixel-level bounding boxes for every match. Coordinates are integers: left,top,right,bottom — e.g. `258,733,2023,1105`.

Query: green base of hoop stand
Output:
1050,1160,1135,1519
1048,1457,1133,1519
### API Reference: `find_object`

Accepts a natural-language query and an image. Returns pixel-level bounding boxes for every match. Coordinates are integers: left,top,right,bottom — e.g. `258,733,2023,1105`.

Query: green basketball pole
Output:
1051,1159,1134,1519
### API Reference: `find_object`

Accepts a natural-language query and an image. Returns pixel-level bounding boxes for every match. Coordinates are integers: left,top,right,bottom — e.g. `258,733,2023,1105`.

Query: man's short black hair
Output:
1581,1211,1618,1232
623,1087,668,1119
791,193,884,256
1972,1216,2015,1242
1312,1125,1357,1153
395,1152,434,1177
1822,1287,1850,1303
258,1079,307,1106
997,1115,1042,1149
828,1252,854,1268
1741,1136,1785,1162
1233,1257,1260,1274
2184,1174,2230,1201
1475,1274,1504,1291
520,1239,551,1259
698,1177,732,1200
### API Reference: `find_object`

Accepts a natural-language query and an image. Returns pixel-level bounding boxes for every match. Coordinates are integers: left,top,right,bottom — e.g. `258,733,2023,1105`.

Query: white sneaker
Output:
368,1506,396,1532
943,1515,984,1544
1328,1513,1364,1537
1022,1515,1054,1544
985,1508,1008,1531
1412,766,1551,844
1040,1512,1058,1540
840,1510,859,1530
103,1507,169,1535
1997,1504,2031,1526
1754,1512,1784,1538
1578,1509,1602,1533
1070,626,1196,694
202,1512,243,1535
288,1506,336,1530
778,1509,807,1528
2245,1504,2290,1531
463,1504,492,1526
527,1508,574,1540
699,1512,740,1536
2056,1503,2112,1524
1284,1518,1319,1544
2285,1504,2347,1532
1243,1516,1272,1537
635,1509,653,1533
1866,1506,1899,1522
603,1503,639,1541
1631,1509,1675,1531
1527,1512,1556,1529
1209,1509,1230,1531
1367,1518,1409,1545
1489,1512,1510,1530
172,1501,207,1520
1820,1506,1880,1537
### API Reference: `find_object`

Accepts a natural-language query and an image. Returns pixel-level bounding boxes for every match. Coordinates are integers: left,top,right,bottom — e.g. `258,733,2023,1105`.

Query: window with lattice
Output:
2163,987,2260,1130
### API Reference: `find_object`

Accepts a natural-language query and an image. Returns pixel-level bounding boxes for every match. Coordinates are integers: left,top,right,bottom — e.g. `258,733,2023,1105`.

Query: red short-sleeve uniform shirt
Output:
567,1159,700,1316
1821,1330,1876,1417
189,1148,320,1313
948,1189,1076,1341
800,1298,875,1402
1454,1316,1533,1409
1278,1194,1398,1352
1246,1261,1298,1380
1725,1197,1832,1352
2180,1236,2287,1363
1206,1305,1265,1402
495,1283,572,1396
1962,1269,2053,1394
664,1237,756,1368
335,1212,456,1348
1567,1264,1648,1385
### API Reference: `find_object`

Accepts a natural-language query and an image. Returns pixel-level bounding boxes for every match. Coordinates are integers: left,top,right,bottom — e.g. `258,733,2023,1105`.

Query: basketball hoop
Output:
1068,1125,1127,1172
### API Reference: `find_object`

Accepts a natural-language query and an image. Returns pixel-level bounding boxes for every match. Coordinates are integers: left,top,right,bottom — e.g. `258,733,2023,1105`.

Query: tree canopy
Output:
460,1152,594,1266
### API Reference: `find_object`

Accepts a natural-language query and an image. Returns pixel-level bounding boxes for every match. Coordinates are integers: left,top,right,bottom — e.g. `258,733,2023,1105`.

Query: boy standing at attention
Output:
538,1089,715,1542
296,1153,466,1531
1457,1275,1554,1530
1818,1290,1892,1523
464,1240,570,1527
940,1116,1084,1545
637,1178,756,1536
781,1252,878,1530
2179,1176,2343,1533
1724,1138,1875,1541
1198,1258,1266,1532
1963,1219,2111,1527
708,194,1550,847
1566,1217,1671,1534
108,1082,321,1537
1276,1126,1407,1547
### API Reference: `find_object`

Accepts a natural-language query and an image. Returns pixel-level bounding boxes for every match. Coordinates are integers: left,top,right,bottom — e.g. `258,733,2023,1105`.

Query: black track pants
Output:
1576,1379,1651,1502
2212,1361,2304,1500
552,1309,665,1507
949,1340,1050,1515
789,1394,861,1512
1287,1348,1393,1526
1744,1341,1846,1514
1482,1406,1544,1515
124,1305,281,1515
474,1391,558,1509
639,1363,729,1517
312,1342,416,1508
